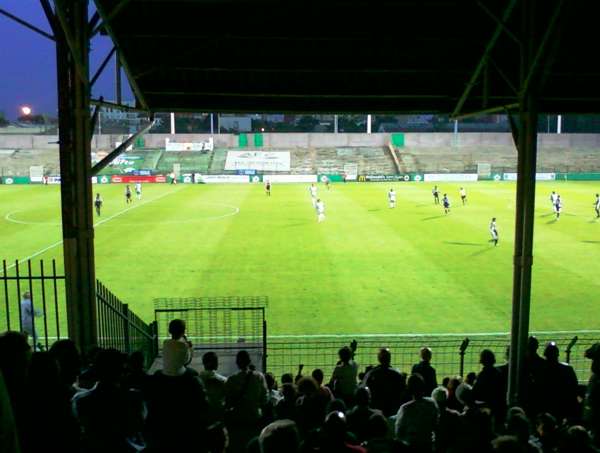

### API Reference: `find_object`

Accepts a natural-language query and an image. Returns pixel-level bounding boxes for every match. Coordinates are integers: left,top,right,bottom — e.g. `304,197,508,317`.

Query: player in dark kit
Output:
442,194,450,214
125,185,132,204
432,186,440,204
265,180,271,196
94,193,103,216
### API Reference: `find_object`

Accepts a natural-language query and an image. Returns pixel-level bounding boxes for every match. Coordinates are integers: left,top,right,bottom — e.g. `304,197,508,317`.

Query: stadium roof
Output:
93,0,598,115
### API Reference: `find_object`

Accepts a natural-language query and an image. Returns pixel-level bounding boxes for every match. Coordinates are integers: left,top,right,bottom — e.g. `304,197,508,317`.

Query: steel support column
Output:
55,0,97,353
507,0,540,407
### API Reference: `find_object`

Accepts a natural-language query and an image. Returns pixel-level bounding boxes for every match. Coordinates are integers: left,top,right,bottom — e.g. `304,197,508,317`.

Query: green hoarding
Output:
1,176,30,184
254,133,264,147
391,133,405,148
238,134,248,147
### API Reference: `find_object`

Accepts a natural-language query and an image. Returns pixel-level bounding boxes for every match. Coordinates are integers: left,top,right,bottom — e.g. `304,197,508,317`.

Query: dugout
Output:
2,0,599,406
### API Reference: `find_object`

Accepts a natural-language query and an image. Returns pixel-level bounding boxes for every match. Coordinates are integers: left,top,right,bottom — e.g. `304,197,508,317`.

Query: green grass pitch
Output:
2,181,600,337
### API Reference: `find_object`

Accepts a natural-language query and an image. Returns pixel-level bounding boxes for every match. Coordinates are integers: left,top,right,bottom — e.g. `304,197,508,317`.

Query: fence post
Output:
459,337,470,377
566,336,578,364
122,303,130,354
262,317,268,374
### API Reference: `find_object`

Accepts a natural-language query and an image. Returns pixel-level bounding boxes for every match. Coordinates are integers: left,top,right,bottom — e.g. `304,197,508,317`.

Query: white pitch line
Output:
3,188,182,272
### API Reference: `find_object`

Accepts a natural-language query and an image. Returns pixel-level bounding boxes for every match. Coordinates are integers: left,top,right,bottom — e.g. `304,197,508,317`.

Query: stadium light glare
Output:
20,106,32,116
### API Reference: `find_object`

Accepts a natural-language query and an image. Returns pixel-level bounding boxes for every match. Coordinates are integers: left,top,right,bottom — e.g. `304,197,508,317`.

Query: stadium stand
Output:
2,328,599,453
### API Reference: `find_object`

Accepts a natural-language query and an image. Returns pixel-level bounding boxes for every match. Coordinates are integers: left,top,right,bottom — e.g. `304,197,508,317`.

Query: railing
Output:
266,332,598,384
96,280,158,369
0,259,66,350
0,259,158,369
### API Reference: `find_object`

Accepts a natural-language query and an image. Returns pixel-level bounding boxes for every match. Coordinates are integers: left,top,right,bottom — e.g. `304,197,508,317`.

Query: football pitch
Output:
2,181,600,337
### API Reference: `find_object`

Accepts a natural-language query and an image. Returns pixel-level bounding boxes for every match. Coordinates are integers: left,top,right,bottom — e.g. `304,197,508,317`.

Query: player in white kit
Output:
309,183,318,207
316,198,325,222
459,187,467,205
489,217,498,246
388,188,396,208
594,194,600,218
135,182,142,200
550,191,558,209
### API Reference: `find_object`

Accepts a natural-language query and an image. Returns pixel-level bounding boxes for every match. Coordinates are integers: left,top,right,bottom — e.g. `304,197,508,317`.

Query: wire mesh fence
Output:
266,332,598,384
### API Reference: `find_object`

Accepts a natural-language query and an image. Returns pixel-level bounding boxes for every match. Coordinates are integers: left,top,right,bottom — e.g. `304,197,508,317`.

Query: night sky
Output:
0,1,131,119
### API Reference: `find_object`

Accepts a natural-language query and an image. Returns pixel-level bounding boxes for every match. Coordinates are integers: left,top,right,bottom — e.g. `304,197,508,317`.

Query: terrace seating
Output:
2,328,598,453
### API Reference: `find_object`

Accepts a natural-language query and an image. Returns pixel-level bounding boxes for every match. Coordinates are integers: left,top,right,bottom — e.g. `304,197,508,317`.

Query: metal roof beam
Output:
91,0,133,37
90,46,116,87
0,7,54,41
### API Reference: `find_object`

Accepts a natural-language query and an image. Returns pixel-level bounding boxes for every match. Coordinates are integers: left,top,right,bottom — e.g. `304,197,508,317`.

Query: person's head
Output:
559,425,593,452
527,336,539,357
420,347,432,363
492,217,496,222
297,376,318,397
259,419,300,453
448,376,461,392
338,346,352,364
378,348,391,367
317,198,321,203
456,383,474,407
442,376,450,388
0,331,32,390
407,373,426,399
465,371,477,385
366,413,389,440
49,339,81,386
281,373,294,384
431,386,448,409
354,386,371,407
480,349,496,367
505,411,531,444
280,383,297,401
492,435,526,453
94,348,126,384
326,398,347,415
22,291,31,300
444,193,447,197
202,351,219,371
544,342,560,362
536,412,557,438
585,343,600,374
323,411,347,444
311,368,324,385
128,351,145,373
96,193,100,198
265,372,277,391
236,350,251,370
168,319,186,339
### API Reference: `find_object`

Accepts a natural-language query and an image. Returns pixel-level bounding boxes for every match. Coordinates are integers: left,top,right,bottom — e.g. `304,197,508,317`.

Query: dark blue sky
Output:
0,0,132,119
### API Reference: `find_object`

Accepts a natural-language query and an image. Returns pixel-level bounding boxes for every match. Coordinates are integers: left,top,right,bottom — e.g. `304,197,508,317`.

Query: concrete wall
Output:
2,132,600,151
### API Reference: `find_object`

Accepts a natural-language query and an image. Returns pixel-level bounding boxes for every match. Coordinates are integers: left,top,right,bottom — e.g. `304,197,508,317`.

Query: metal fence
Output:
0,259,158,368
266,332,598,384
0,259,66,350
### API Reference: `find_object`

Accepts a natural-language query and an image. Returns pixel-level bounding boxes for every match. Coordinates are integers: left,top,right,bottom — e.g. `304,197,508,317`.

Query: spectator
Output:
395,374,439,452
473,349,505,423
535,413,559,453
504,410,542,452
312,368,334,413
22,352,79,453
327,398,348,415
265,372,282,405
363,412,406,453
431,386,459,452
465,371,477,386
205,422,228,453
542,342,579,423
412,347,438,396
199,351,227,421
275,383,298,421
346,387,382,443
526,336,547,416
281,373,294,385
73,349,145,453
454,383,494,453
164,318,193,364
492,435,528,453
584,343,600,445
259,419,300,453
446,376,464,412
224,350,268,451
123,350,149,392
362,348,407,417
49,339,81,398
0,331,31,438
0,370,20,453
296,376,325,433
558,425,600,453
330,346,359,404
19,292,43,351
320,411,366,452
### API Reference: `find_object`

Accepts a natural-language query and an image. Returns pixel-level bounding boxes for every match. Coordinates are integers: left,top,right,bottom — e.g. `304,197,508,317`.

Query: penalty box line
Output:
3,188,183,273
